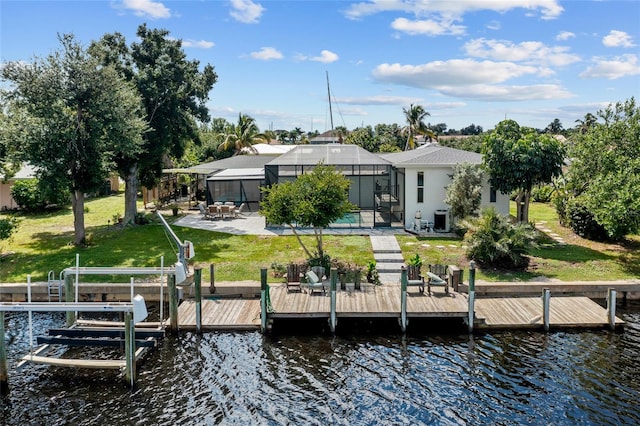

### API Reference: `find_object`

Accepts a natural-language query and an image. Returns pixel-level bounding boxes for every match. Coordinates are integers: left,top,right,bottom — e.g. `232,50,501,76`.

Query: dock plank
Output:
22,355,126,369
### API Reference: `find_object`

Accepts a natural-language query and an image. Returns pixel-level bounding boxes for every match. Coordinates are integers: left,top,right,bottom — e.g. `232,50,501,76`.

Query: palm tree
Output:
218,113,268,155
402,104,435,150
574,113,597,134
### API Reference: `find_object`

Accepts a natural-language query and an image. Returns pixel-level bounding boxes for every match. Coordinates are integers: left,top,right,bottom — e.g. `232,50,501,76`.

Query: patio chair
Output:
234,203,246,218
198,203,214,220
427,264,449,295
285,263,304,293
405,265,425,294
305,270,326,295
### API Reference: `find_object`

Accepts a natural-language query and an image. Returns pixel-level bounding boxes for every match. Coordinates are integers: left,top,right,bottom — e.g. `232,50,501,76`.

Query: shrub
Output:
530,184,555,202
10,179,47,211
462,207,537,268
566,197,609,241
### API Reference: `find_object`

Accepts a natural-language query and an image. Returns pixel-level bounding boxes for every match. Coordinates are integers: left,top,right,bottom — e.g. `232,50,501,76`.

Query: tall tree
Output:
402,104,435,150
1,34,146,245
574,113,598,134
566,98,640,239
260,164,354,261
482,119,565,223
545,118,564,134
218,113,268,155
90,25,218,225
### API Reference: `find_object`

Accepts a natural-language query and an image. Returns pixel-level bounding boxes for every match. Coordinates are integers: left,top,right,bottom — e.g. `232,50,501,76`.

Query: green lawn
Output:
1,195,638,283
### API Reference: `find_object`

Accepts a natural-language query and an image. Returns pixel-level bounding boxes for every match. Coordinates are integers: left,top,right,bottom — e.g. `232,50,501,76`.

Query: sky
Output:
1,0,639,134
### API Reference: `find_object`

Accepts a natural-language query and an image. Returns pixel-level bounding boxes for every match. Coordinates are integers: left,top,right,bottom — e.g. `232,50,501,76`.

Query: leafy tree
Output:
462,207,537,268
0,216,18,256
374,123,404,150
402,104,435,150
482,119,565,223
218,113,268,155
565,98,640,239
444,162,483,222
438,135,484,153
345,126,377,152
260,164,355,260
90,25,218,225
460,123,483,135
0,103,22,181
2,34,146,245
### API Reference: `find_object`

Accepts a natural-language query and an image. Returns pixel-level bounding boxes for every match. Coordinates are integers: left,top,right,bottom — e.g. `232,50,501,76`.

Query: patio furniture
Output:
427,264,449,295
219,204,234,219
285,263,304,292
406,265,425,294
198,203,214,220
208,205,221,219
234,203,246,218
304,270,326,295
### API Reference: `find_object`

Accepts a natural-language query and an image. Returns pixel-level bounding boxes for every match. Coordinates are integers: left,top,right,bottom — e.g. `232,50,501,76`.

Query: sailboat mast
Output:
326,71,334,138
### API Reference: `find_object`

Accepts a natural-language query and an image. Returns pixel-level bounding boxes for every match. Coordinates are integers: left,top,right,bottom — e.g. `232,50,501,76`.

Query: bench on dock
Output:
427,264,449,295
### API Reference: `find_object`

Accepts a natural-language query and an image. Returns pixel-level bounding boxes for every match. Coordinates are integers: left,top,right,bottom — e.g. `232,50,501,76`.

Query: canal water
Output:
1,303,639,425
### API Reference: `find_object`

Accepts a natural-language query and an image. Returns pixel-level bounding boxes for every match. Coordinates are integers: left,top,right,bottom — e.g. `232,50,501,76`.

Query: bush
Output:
10,179,47,211
531,185,555,202
462,207,537,268
566,197,609,241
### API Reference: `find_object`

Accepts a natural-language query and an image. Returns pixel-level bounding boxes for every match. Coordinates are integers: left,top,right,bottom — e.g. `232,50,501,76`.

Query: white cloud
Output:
345,0,563,20
250,47,283,61
602,30,635,48
391,17,465,36
298,50,339,63
439,84,573,101
182,39,215,49
487,20,501,31
580,54,640,79
120,0,170,19
556,31,575,41
229,0,265,24
335,95,425,105
464,38,580,67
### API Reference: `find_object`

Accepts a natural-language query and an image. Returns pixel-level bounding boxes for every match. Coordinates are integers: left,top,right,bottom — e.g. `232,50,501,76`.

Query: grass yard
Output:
1,194,638,283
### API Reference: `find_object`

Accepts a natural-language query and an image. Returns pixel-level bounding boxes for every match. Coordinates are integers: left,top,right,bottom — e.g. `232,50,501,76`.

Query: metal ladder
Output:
47,270,63,302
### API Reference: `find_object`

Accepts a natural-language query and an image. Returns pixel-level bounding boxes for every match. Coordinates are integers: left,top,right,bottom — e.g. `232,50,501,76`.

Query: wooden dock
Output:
175,282,624,332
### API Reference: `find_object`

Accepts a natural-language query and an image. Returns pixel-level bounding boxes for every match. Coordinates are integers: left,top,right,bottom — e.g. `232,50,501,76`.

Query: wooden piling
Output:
400,266,408,333
194,268,202,335
209,264,215,294
0,311,8,395
65,274,74,327
260,268,267,333
607,288,617,331
329,268,337,333
468,261,476,333
124,311,135,388
542,288,551,331
168,274,178,334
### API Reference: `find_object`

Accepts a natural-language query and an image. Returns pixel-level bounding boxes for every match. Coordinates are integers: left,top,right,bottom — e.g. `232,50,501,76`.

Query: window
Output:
417,172,424,203
490,187,497,203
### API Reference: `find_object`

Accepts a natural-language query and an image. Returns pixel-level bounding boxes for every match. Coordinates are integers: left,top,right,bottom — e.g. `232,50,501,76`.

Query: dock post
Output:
329,268,337,333
168,274,178,334
194,268,202,335
468,261,476,333
607,288,617,330
260,268,267,333
542,288,550,331
65,273,74,327
0,311,8,395
400,267,407,333
124,311,135,388
209,263,215,294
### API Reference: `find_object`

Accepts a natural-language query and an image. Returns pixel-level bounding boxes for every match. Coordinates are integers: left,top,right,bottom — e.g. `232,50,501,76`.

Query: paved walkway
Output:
370,235,405,284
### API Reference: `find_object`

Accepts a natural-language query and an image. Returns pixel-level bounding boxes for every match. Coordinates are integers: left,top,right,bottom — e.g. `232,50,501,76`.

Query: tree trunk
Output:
123,163,139,226
71,189,85,246
288,223,313,258
515,191,524,223
521,190,531,224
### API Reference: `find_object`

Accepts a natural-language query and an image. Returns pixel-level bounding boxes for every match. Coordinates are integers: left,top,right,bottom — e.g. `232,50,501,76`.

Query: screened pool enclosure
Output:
264,145,404,228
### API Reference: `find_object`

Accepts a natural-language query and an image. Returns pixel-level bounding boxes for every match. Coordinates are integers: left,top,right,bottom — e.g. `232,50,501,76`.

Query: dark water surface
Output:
2,304,639,425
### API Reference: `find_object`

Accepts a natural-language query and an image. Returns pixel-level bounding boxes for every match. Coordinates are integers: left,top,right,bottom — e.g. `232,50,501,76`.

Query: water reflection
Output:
1,308,639,425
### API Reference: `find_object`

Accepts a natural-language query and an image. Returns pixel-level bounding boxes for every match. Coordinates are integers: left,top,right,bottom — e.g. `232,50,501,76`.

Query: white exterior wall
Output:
402,166,510,229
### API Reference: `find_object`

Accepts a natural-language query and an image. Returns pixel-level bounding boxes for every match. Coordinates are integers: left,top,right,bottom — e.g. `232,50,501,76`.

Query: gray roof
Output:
174,154,278,175
267,144,391,166
379,145,482,167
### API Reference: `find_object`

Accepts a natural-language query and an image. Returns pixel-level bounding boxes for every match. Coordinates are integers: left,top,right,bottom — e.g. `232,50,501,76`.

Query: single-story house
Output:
0,164,36,210
379,144,509,231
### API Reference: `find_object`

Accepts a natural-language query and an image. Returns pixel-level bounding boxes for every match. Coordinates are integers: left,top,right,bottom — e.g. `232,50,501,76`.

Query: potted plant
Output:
168,203,180,216
366,260,381,287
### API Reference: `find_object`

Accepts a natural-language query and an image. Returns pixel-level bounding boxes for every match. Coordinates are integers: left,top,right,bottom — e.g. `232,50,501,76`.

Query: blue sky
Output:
1,0,639,133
